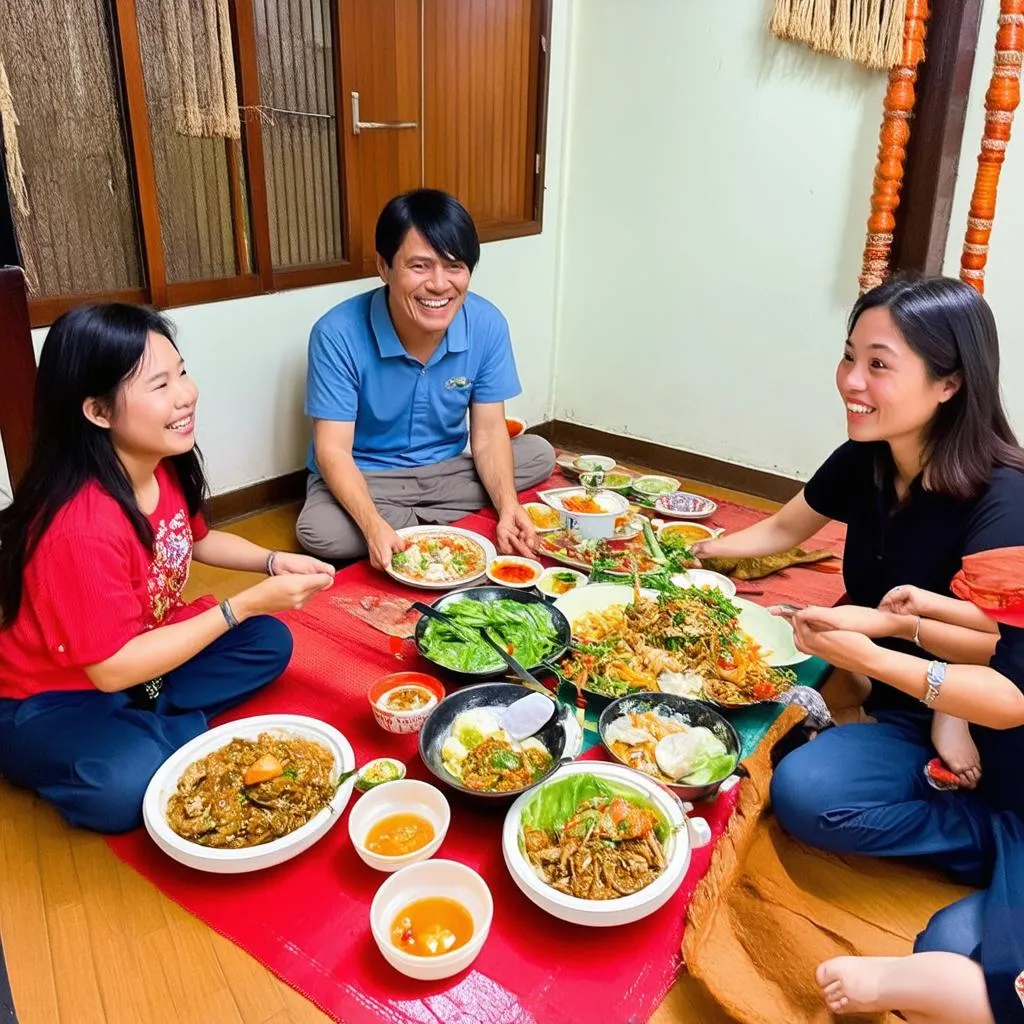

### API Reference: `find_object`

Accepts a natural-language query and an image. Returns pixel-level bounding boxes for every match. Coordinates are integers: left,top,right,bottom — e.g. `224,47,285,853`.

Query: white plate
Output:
522,501,565,533
385,525,497,590
537,487,631,517
143,714,355,873
502,761,707,927
554,585,808,666
733,598,809,667
553,582,659,634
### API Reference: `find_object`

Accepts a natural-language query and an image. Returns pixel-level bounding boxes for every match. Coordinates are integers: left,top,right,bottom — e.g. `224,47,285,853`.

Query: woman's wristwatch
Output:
922,660,947,707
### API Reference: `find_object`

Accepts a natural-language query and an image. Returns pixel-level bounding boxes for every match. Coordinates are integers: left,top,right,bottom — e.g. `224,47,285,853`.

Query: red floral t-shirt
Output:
0,462,215,700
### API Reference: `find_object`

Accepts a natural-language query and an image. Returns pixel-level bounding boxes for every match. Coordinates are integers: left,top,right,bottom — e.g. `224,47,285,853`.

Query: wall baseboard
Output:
538,420,802,503
207,469,307,525
206,421,802,525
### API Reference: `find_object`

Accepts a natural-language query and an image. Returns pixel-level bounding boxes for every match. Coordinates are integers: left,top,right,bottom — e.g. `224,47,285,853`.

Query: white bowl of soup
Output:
370,859,493,980
349,779,451,872
142,714,355,873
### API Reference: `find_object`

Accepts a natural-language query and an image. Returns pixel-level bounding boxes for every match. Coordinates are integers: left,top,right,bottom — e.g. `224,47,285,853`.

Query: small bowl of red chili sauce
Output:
485,556,544,590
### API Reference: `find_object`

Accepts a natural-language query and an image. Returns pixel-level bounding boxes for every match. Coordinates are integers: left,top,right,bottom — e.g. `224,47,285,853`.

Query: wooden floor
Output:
0,474,779,1024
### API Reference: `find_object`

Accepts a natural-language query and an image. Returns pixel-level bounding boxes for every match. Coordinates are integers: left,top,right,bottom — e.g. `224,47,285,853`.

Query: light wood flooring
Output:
0,474,778,1024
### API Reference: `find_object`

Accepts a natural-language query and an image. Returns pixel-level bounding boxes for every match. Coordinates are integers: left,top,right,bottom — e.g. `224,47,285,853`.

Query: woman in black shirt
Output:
696,276,1024,1023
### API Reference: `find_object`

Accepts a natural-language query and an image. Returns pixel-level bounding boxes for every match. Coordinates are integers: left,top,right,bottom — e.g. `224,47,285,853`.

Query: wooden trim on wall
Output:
537,420,803,503
206,469,308,525
892,0,985,274
0,267,37,492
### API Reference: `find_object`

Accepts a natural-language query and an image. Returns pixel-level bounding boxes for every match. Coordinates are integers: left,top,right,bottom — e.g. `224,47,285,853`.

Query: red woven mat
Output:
105,478,846,1024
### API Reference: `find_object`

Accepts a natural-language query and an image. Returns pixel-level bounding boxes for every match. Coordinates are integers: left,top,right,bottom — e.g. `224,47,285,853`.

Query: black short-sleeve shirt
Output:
804,441,1024,728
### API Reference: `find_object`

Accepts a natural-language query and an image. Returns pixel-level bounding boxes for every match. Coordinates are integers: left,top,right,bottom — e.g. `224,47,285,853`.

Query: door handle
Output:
350,91,418,135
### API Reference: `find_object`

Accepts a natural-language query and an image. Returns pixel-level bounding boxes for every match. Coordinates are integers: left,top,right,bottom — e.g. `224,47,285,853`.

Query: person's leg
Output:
816,953,995,1023
978,814,1024,1024
770,714,993,880
914,891,985,958
295,472,417,559
157,614,293,719
0,692,206,833
409,435,558,521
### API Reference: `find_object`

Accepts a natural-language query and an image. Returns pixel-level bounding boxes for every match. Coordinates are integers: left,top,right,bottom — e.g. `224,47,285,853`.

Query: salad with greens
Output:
419,598,562,673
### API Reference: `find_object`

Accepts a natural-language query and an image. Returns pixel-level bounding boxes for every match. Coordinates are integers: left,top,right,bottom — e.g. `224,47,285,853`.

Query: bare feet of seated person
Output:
820,669,876,726
817,956,902,1016
930,712,982,789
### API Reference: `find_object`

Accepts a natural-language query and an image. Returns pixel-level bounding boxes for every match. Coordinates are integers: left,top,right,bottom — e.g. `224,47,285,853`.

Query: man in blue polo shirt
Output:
296,189,555,567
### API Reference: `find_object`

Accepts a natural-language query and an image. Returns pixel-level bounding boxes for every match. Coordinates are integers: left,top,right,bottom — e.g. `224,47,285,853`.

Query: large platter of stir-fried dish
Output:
555,583,795,706
144,715,355,873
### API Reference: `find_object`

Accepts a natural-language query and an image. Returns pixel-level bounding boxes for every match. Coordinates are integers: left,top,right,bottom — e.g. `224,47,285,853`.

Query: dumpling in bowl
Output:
654,726,735,785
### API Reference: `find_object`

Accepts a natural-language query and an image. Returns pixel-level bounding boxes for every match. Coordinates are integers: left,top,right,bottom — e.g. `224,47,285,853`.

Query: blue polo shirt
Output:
305,286,521,472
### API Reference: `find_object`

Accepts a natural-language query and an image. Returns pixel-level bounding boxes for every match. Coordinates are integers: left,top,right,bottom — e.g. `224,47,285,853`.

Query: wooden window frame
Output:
24,0,554,328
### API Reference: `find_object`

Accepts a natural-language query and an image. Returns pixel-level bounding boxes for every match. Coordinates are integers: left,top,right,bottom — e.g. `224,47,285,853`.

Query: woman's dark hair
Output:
851,274,1024,500
0,303,207,624
375,188,480,271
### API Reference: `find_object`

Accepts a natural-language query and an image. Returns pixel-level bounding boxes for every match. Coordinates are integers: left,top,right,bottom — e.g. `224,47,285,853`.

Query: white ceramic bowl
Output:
485,555,545,589
535,566,589,599
670,568,737,598
502,761,710,927
573,454,616,473
370,859,493,980
143,715,355,874
657,521,718,546
349,779,451,872
632,474,681,500
540,487,631,540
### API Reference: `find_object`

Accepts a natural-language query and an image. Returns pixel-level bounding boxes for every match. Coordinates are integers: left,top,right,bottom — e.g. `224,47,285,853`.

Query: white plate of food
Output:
386,526,496,590
501,761,708,927
143,714,355,873
553,585,799,704
522,501,564,533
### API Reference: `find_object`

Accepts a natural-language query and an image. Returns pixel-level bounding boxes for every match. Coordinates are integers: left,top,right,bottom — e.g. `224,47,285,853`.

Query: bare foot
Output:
930,713,982,789
816,956,901,1015
820,669,872,714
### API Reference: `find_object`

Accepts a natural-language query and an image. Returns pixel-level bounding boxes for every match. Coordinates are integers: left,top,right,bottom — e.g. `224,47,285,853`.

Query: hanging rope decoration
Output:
769,0,909,70
960,1,1024,293
858,0,929,293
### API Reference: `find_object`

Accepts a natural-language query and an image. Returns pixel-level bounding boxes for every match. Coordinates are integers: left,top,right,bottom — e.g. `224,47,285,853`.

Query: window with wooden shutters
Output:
0,0,551,326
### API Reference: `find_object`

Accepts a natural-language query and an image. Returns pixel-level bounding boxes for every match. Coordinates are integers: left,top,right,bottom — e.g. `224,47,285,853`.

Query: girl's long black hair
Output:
0,303,207,624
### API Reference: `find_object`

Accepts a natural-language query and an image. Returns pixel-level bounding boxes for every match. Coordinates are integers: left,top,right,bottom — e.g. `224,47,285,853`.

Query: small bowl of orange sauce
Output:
370,859,493,980
485,555,544,589
349,779,450,873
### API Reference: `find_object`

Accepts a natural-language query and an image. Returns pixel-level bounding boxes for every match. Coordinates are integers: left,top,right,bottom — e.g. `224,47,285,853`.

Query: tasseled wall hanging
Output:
959,0,1024,293
769,0,908,70
858,0,929,293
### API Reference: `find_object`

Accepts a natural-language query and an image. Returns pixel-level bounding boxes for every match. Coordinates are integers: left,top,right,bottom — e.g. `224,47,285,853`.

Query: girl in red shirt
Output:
0,304,334,833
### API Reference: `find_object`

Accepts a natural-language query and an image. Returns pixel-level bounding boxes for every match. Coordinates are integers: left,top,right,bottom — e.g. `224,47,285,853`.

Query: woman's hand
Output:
879,584,937,619
232,573,334,617
791,613,879,673
270,551,336,577
795,604,906,640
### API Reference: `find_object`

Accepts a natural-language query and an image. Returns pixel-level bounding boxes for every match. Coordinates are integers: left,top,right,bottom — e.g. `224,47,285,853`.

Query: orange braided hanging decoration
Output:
858,0,930,294
960,1,1024,293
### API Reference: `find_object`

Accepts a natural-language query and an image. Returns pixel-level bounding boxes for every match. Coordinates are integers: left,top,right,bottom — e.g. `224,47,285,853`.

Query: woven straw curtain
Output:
0,0,142,296
769,0,909,70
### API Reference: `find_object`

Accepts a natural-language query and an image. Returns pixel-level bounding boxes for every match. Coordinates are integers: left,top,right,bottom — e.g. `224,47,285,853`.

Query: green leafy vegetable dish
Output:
419,598,561,673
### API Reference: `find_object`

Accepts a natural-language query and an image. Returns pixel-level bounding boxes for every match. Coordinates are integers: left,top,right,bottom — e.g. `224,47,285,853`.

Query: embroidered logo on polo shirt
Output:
444,376,473,390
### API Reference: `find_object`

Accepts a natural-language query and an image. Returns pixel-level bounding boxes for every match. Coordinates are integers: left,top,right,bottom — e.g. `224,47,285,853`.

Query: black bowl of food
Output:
418,682,581,800
414,585,571,683
598,692,741,801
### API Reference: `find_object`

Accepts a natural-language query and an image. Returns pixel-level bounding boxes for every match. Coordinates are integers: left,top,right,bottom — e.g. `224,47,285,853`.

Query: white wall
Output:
944,0,1024,434
0,0,572,501
552,0,888,479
